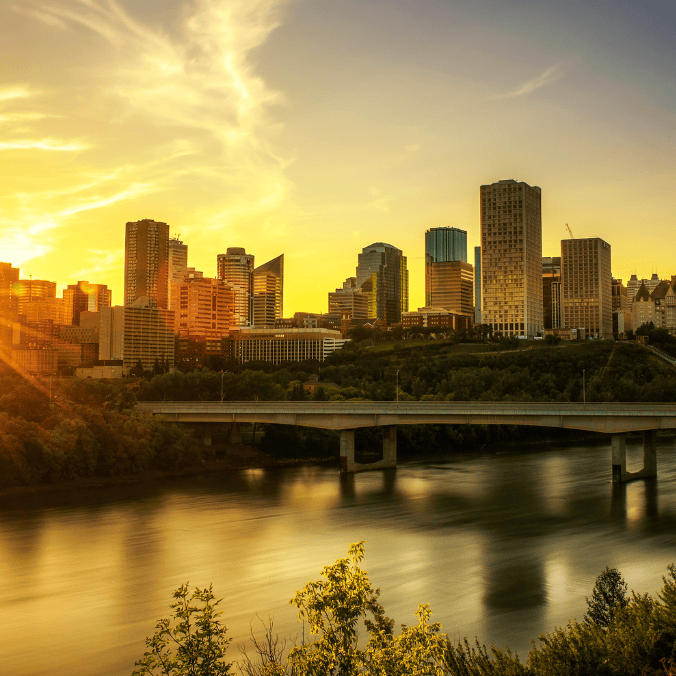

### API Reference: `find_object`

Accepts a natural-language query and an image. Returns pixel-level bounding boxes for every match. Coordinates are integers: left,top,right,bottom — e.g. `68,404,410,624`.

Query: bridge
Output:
136,401,676,482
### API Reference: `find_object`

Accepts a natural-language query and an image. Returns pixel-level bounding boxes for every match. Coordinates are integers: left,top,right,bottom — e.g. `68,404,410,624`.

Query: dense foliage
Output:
1,338,674,487
0,366,202,486
134,543,676,676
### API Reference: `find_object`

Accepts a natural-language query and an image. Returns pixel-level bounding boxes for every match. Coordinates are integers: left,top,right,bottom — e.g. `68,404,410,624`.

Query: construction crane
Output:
565,223,574,239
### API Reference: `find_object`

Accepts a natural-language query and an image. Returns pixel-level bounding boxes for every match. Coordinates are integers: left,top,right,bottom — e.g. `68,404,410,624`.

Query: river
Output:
1,435,675,675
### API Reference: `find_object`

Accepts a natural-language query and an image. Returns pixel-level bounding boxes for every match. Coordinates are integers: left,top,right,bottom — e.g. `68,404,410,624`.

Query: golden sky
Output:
1,0,675,313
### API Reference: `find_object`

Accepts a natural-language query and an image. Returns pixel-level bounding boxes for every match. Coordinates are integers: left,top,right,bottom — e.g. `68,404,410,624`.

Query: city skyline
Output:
1,0,675,314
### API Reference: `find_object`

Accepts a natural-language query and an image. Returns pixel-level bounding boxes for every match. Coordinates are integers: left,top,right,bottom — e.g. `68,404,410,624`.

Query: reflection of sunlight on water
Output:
539,455,570,516
544,558,570,604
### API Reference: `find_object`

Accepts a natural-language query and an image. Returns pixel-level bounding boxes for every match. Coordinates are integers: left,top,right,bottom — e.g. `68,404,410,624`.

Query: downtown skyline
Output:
1,0,675,314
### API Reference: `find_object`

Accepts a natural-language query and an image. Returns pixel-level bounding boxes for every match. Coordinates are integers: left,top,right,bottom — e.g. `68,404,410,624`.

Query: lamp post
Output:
395,369,399,404
220,371,224,403
583,369,586,405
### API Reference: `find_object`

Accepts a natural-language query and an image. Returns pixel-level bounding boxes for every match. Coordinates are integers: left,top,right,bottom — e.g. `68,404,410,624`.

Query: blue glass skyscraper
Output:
425,227,467,264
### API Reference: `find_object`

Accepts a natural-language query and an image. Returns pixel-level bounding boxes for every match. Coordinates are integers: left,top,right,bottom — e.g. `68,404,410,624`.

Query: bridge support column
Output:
202,424,212,447
228,423,241,445
612,431,657,482
382,426,397,468
340,430,355,473
611,433,626,482
643,430,657,478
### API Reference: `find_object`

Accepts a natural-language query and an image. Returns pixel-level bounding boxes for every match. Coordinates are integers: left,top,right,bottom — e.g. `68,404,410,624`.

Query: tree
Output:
585,566,629,627
132,583,231,676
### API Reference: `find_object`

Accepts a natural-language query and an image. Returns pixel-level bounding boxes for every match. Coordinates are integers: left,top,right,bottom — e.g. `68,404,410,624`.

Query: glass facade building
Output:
474,246,482,324
355,243,408,325
425,227,467,264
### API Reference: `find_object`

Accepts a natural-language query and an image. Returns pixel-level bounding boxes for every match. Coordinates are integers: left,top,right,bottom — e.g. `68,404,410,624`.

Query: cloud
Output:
0,85,35,102
7,0,294,253
0,139,91,151
493,63,565,99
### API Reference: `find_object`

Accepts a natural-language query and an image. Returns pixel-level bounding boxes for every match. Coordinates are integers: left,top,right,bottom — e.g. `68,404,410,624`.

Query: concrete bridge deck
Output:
136,401,676,434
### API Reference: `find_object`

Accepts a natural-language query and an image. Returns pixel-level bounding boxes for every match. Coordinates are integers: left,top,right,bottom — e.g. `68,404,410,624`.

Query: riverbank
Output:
0,427,617,503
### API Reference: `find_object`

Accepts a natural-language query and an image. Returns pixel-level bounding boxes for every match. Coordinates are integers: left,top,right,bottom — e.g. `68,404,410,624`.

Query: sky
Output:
1,0,675,314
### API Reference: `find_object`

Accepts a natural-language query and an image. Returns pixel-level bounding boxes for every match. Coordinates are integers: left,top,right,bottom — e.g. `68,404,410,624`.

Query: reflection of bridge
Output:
136,401,676,481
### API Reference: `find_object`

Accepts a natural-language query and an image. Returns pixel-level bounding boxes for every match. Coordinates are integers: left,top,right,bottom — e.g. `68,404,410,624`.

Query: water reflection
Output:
1,437,676,675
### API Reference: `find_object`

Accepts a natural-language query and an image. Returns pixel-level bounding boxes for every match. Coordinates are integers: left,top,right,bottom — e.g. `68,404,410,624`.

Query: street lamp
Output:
395,369,399,404
220,370,225,402
583,369,586,405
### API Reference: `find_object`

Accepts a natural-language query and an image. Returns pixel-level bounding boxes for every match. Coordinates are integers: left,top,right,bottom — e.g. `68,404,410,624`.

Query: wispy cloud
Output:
3,0,295,277
493,63,565,99
0,138,91,151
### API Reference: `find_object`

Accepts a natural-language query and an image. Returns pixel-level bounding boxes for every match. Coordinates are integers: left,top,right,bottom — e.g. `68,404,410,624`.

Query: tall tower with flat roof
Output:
480,179,542,337
124,219,169,308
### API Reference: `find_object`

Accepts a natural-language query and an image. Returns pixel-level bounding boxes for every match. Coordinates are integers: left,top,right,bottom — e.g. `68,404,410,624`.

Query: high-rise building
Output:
425,261,474,317
217,247,254,327
124,219,170,309
480,179,543,337
14,279,57,315
63,281,110,325
100,299,175,372
561,237,612,338
542,257,562,330
424,227,472,317
328,286,369,322
170,276,235,338
425,227,467,264
355,243,408,325
474,247,482,325
252,255,284,328
168,237,188,309
0,262,19,349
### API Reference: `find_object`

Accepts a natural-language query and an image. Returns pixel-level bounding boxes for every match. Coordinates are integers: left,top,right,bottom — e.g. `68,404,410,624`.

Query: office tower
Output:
612,278,628,312
328,285,369,322
425,227,467,264
561,238,612,338
14,279,57,315
355,242,408,325
217,247,254,327
100,299,175,372
542,257,562,330
474,247,482,324
63,281,110,325
425,261,474,317
480,179,542,337
171,276,235,337
0,262,19,349
168,237,188,309
124,219,170,308
252,254,284,328
424,226,472,317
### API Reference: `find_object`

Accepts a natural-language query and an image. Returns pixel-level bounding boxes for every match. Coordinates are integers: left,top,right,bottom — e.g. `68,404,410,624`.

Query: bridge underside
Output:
138,403,676,482
159,411,676,435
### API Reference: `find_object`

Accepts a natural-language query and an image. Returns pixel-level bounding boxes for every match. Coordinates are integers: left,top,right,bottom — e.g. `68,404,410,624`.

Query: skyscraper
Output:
480,179,543,338
62,281,111,325
425,227,467,264
561,237,612,338
124,219,169,309
168,237,188,309
217,247,254,327
171,276,235,337
424,227,472,317
542,257,562,330
252,254,284,328
355,243,408,325
474,246,482,324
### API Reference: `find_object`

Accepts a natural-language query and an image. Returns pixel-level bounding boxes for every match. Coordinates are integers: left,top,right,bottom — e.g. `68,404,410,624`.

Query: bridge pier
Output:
339,427,397,473
611,430,657,482
228,422,242,444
